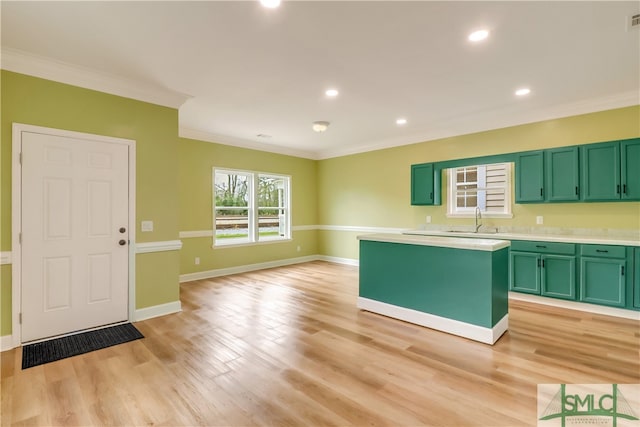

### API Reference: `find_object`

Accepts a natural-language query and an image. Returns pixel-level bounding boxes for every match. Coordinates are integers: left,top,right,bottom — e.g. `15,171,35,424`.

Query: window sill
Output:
446,212,514,219
213,238,292,249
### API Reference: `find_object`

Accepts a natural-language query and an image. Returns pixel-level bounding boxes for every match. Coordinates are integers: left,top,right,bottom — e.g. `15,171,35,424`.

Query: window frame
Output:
446,162,513,218
213,167,291,248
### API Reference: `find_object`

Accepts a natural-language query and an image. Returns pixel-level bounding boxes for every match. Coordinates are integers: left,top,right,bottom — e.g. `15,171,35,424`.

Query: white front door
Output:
21,131,130,342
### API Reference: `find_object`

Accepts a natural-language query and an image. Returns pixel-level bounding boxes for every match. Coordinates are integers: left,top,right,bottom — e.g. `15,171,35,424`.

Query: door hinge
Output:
19,152,22,165
19,232,22,244
19,313,22,324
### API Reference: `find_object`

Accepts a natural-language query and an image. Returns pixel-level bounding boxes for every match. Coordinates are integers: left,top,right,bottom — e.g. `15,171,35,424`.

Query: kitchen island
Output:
358,233,511,344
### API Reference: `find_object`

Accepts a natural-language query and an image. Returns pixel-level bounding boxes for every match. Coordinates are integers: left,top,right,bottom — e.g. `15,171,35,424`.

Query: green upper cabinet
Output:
515,151,544,202
411,163,435,205
545,146,579,201
581,141,621,201
515,147,579,203
621,139,640,201
581,138,640,201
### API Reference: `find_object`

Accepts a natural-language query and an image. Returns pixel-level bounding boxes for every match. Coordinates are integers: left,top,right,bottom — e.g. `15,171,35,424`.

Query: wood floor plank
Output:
1,260,638,426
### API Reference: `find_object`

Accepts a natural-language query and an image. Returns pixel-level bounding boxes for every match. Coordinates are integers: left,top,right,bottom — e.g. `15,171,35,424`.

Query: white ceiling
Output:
2,1,639,159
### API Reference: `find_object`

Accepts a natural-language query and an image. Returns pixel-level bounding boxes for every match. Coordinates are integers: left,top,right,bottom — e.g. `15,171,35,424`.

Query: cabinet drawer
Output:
510,240,576,255
580,244,626,259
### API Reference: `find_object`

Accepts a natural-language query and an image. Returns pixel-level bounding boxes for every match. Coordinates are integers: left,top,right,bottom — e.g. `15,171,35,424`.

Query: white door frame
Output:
11,123,136,348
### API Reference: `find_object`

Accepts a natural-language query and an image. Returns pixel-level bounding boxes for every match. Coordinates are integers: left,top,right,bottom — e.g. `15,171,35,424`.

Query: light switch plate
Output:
536,216,543,225
141,220,154,232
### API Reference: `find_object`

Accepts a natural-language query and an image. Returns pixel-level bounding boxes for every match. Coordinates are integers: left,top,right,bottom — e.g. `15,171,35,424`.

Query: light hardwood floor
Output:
2,261,639,426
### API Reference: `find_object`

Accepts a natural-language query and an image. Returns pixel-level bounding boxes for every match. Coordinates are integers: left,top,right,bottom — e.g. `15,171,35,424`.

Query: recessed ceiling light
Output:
396,118,407,125
312,121,330,132
515,88,531,96
325,89,339,97
468,29,489,42
256,134,272,139
260,0,281,9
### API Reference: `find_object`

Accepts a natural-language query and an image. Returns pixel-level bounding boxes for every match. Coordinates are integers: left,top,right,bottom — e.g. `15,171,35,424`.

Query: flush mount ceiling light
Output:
396,118,408,125
312,121,330,132
325,89,339,97
515,88,531,96
260,0,281,8
468,29,489,42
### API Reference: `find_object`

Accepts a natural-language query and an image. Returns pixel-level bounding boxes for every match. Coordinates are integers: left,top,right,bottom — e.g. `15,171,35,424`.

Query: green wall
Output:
1,70,182,336
1,69,638,338
317,106,640,260
178,137,318,274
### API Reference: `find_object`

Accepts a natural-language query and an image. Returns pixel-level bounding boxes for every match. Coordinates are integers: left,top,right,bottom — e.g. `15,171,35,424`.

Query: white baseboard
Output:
134,301,182,322
180,255,360,283
317,255,359,266
358,297,508,345
0,334,16,352
509,292,640,320
180,255,321,282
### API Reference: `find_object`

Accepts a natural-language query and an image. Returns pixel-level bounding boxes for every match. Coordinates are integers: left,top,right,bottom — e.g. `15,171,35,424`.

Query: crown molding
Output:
179,127,318,160
315,91,640,160
1,48,191,109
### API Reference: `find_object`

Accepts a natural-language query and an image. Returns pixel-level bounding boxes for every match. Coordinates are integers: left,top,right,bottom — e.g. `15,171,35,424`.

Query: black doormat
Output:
22,323,144,369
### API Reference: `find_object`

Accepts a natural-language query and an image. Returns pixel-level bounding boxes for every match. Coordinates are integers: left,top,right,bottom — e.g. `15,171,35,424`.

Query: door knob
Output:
119,240,127,246
119,227,126,233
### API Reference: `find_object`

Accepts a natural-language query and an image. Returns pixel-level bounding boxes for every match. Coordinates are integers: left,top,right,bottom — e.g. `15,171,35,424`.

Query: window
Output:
213,168,290,246
447,162,512,217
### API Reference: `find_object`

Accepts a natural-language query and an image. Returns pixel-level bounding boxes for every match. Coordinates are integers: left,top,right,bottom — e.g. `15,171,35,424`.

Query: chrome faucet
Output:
475,206,482,233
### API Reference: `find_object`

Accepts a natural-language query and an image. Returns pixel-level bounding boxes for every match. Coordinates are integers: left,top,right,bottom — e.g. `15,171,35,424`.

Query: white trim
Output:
0,252,11,265
180,127,317,160
12,123,137,346
293,225,318,231
318,225,408,234
135,240,183,254
179,230,214,239
0,335,16,352
179,225,325,239
1,48,190,109
357,297,508,345
134,301,182,322
180,255,318,283
509,292,640,320
317,255,359,266
315,91,640,160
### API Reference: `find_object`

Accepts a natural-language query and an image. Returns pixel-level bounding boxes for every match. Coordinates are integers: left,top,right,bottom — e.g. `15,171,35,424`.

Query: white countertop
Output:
403,229,640,247
358,233,511,251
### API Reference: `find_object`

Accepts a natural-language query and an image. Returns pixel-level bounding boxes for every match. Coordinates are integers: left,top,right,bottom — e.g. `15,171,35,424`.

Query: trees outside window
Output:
213,169,290,246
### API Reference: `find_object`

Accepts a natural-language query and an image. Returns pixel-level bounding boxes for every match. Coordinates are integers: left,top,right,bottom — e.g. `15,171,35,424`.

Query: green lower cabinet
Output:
579,257,626,307
510,252,541,294
510,251,576,300
541,255,576,300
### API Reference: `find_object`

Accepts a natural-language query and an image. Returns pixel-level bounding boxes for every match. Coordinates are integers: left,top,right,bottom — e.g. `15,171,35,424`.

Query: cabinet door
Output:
515,151,544,203
541,255,575,300
411,163,434,205
621,139,640,201
634,248,640,309
581,142,621,201
510,252,540,294
546,147,579,202
579,257,626,307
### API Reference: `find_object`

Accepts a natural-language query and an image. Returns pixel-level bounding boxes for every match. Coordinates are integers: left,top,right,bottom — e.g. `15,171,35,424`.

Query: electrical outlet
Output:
426,215,432,224
195,257,200,265
536,216,543,225
141,220,154,232
296,245,301,252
